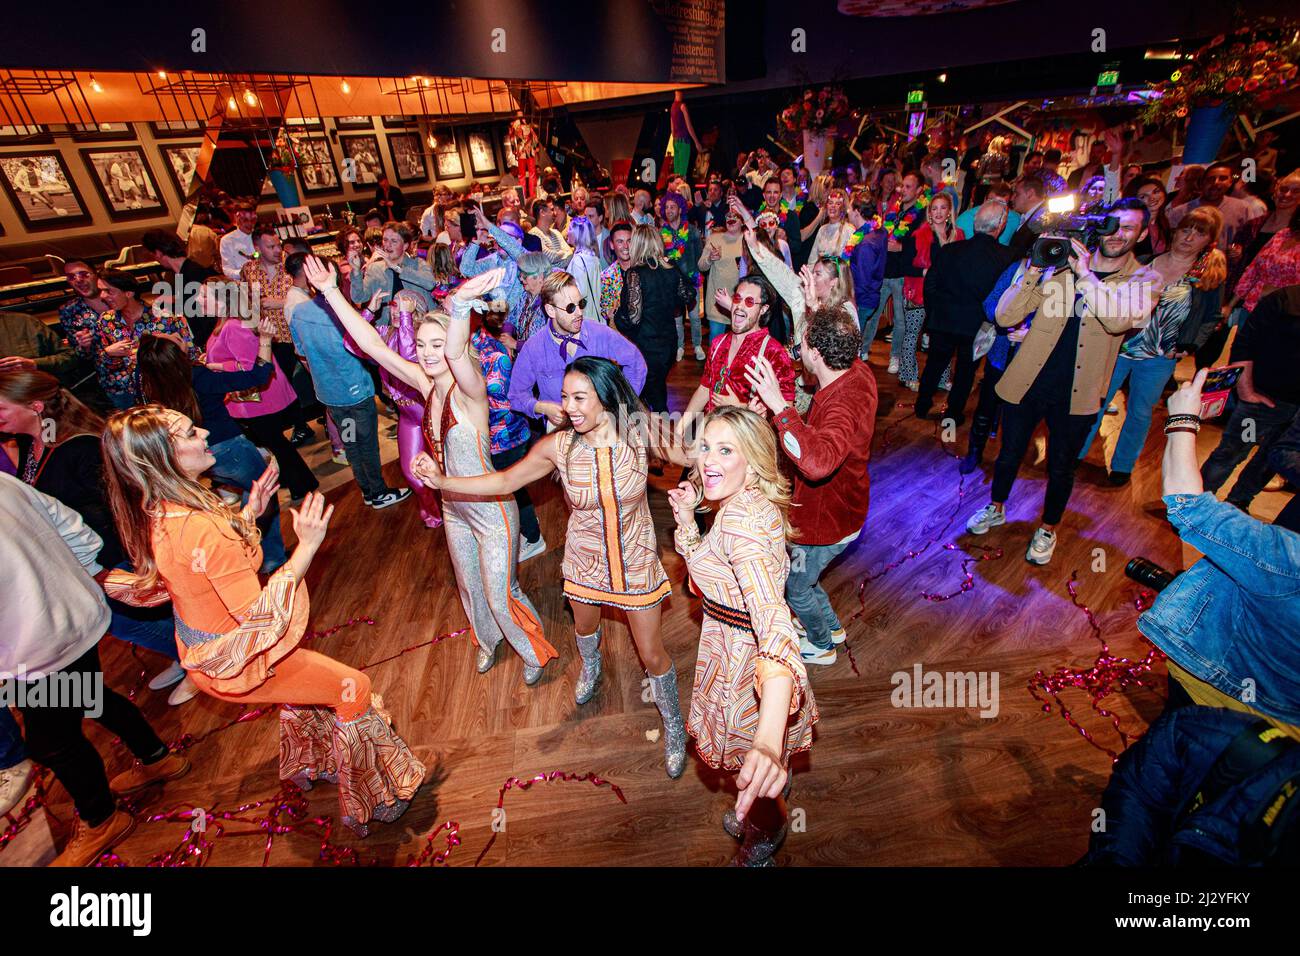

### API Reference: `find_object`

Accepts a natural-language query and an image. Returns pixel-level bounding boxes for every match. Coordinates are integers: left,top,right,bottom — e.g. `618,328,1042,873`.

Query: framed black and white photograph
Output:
0,151,90,228
285,117,324,130
0,124,53,144
160,143,202,200
467,128,496,178
334,116,373,129
432,129,464,181
387,132,427,184
150,119,204,139
80,146,165,220
466,128,498,177
382,115,416,129
339,134,385,186
294,135,340,193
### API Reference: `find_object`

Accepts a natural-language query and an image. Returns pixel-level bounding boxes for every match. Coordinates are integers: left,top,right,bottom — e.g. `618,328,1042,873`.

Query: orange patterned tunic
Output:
674,487,817,771
556,429,672,610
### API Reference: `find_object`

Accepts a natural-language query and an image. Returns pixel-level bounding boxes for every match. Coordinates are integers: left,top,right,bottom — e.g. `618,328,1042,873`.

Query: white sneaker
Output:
676,347,684,361
922,334,930,350
888,358,900,375
518,534,547,563
168,675,200,706
694,346,706,361
798,635,837,666
367,488,412,510
147,660,186,691
794,617,846,646
1026,527,1057,565
829,626,846,645
331,450,348,465
0,758,34,816
966,503,1007,535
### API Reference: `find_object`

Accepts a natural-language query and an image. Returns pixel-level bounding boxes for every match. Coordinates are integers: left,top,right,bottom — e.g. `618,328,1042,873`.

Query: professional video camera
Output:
1030,195,1119,270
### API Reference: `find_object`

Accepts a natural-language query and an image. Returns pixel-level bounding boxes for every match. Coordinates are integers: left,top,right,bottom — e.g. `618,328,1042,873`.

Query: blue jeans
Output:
0,708,25,769
1078,354,1176,475
707,319,729,344
208,433,288,571
1201,398,1300,507
786,537,854,650
861,279,903,359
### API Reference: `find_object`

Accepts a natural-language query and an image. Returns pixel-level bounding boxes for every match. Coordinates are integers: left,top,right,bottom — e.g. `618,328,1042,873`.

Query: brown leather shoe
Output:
49,810,136,867
109,752,191,794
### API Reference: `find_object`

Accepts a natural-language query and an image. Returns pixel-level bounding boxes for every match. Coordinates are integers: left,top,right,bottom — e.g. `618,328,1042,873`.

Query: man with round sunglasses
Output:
508,271,647,431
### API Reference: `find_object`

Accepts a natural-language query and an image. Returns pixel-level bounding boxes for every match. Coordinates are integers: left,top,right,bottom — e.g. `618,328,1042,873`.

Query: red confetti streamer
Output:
919,543,1005,602
474,771,628,866
0,767,56,856
405,821,462,867
1027,571,1166,761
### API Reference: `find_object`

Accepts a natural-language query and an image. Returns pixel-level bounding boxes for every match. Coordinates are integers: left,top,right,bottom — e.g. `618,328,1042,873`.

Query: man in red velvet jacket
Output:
746,305,878,665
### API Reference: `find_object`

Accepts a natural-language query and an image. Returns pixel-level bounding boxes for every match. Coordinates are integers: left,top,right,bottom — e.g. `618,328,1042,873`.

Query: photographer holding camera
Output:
965,198,1162,564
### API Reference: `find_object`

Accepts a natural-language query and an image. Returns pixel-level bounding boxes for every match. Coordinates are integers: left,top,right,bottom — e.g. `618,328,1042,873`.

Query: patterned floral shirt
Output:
96,306,200,401
238,258,294,343
1235,230,1300,313
599,263,625,324
58,298,103,360
473,329,531,454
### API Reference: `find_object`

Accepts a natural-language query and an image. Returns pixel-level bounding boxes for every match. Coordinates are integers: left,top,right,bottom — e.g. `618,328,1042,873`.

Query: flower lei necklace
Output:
779,192,807,218
661,223,689,261
884,186,932,240
840,217,883,260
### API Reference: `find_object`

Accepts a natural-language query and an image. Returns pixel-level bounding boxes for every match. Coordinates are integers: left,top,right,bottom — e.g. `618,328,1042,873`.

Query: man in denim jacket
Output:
1138,370,1300,729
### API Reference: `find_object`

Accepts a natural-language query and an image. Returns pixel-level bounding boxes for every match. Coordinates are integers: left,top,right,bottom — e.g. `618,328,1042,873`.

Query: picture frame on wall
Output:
339,134,385,186
160,143,203,201
334,116,373,130
382,115,416,129
149,119,204,139
387,132,427,184
0,150,91,228
466,128,498,177
432,129,464,181
80,146,166,220
295,135,340,193
69,122,134,141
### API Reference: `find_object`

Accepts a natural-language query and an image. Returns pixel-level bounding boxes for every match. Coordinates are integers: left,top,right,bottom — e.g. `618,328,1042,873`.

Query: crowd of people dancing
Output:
2,109,1299,868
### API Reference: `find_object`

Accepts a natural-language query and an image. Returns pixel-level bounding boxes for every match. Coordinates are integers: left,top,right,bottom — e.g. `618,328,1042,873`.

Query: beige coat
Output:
994,256,1163,415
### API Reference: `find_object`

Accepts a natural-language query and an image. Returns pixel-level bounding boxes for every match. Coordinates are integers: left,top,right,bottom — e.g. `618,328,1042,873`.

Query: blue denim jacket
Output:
289,296,374,408
1137,492,1300,724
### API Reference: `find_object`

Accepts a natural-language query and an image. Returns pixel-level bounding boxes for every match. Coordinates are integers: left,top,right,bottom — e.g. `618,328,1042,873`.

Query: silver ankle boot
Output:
574,627,603,704
476,642,498,674
649,666,687,779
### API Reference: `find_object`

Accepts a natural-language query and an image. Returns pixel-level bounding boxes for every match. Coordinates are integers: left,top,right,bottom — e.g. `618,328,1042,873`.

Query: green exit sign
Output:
1097,69,1120,88
907,88,925,105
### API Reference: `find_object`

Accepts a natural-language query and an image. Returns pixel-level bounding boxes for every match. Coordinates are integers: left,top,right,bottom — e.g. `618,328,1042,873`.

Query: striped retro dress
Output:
677,487,817,771
556,429,672,611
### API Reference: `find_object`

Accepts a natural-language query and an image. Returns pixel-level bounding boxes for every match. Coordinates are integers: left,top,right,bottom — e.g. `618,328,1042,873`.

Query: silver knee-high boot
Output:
649,666,687,779
574,626,603,704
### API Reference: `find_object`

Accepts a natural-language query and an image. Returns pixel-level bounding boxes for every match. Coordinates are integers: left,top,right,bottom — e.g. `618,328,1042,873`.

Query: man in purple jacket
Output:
507,271,648,428
845,192,888,358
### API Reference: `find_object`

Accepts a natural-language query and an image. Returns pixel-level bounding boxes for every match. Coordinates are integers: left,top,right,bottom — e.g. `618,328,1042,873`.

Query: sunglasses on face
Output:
557,298,588,314
731,293,761,308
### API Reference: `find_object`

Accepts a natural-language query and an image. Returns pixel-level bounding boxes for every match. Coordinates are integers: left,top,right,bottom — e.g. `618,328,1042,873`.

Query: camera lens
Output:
1124,557,1178,593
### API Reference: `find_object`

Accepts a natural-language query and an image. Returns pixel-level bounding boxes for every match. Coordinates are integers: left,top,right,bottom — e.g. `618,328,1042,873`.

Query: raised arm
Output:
744,228,806,334
305,256,429,395
416,430,559,495
443,267,507,405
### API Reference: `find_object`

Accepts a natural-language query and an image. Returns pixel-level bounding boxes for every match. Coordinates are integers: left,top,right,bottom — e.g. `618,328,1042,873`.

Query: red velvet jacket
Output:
771,360,877,546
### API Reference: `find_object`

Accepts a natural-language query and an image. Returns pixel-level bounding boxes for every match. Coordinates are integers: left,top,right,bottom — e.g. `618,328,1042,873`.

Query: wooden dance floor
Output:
30,344,1288,866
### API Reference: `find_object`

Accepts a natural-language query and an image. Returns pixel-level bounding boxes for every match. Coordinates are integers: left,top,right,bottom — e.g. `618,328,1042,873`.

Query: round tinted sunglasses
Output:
557,298,588,314
731,292,762,308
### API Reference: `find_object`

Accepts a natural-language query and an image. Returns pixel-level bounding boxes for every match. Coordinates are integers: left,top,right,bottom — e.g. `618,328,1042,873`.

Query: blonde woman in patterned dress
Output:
416,350,690,779
666,406,818,866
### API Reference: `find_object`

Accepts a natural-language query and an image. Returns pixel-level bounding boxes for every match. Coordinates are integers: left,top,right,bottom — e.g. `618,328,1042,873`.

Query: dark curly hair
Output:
803,305,861,370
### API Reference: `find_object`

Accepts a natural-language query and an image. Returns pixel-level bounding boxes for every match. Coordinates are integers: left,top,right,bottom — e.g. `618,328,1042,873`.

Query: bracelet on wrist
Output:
1165,425,1199,436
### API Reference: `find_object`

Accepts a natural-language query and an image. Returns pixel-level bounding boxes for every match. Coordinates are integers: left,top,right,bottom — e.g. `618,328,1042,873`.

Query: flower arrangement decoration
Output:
779,85,852,135
1141,19,1299,124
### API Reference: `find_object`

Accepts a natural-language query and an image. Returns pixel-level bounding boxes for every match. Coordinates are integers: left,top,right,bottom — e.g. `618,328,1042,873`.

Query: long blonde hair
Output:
628,223,667,269
1176,205,1228,291
604,191,632,227
694,406,794,540
813,256,855,312
102,404,260,591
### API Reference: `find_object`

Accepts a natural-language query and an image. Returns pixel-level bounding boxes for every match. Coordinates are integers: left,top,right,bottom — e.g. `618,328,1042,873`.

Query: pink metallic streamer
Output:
474,771,628,866
1027,572,1167,761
